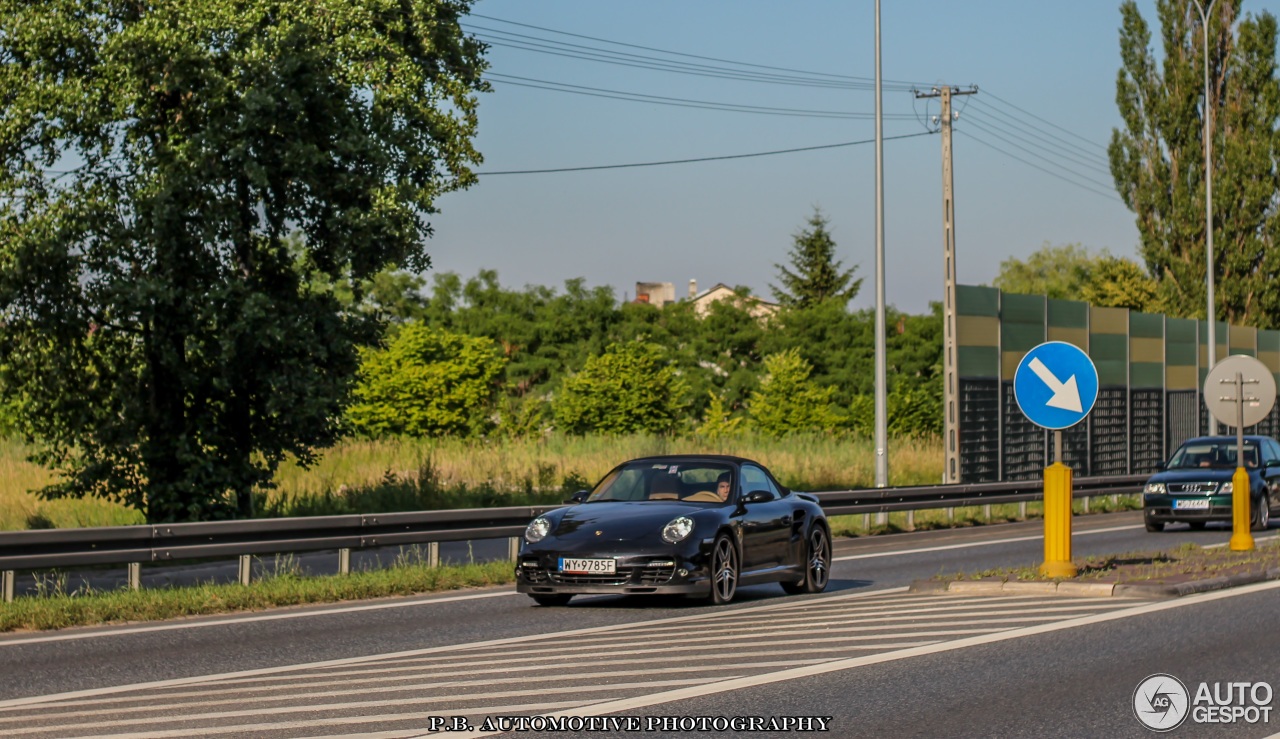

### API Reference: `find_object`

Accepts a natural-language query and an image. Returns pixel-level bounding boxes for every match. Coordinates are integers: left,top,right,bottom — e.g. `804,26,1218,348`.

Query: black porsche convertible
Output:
515,455,831,606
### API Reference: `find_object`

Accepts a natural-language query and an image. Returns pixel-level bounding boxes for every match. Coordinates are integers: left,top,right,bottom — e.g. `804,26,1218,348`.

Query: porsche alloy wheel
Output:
709,535,738,605
782,526,831,595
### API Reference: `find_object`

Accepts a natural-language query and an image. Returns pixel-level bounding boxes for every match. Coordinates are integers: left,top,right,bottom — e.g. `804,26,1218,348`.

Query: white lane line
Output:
438,579,1280,739
2,661,826,717
0,589,520,647
7,678,729,736
63,700,598,739
834,523,1141,561
0,586,909,710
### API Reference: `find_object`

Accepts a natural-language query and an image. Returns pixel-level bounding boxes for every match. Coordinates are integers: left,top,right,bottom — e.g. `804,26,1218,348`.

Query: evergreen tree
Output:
770,209,862,308
1110,0,1280,327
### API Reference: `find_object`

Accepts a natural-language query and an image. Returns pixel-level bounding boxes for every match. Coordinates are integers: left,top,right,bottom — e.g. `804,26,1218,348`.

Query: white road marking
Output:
834,523,1141,561
5,678,728,736
434,579,1280,739
62,700,598,739
0,586,909,710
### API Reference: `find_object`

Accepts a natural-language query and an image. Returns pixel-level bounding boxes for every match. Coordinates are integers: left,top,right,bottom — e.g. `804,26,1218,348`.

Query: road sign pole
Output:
1014,344,1097,580
1230,371,1255,551
1040,431,1076,578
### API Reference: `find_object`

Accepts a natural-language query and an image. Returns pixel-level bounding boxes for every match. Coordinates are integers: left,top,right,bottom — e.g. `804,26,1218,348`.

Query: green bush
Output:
748,349,843,436
552,342,688,435
346,325,505,438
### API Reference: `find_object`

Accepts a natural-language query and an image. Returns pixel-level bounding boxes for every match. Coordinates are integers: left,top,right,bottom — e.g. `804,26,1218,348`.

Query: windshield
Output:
1167,441,1260,470
587,462,735,504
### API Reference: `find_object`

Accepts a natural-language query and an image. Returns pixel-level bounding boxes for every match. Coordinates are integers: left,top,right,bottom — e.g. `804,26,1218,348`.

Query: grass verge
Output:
938,539,1280,585
0,559,514,633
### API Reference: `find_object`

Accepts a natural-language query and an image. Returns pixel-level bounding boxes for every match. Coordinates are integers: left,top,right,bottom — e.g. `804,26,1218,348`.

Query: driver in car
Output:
716,472,732,502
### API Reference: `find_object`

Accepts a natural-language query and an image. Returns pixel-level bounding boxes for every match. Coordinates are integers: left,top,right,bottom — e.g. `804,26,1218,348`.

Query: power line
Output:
960,116,1116,192
956,129,1121,202
486,74,918,119
963,106,1112,177
476,131,936,175
469,13,931,88
982,90,1109,153
471,28,901,91
966,97,1110,169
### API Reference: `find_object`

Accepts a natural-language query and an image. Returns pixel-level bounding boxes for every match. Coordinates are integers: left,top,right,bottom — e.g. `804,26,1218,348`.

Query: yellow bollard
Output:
1039,462,1077,578
1229,466,1255,552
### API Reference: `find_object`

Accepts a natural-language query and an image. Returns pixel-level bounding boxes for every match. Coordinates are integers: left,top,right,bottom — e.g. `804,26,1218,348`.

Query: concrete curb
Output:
910,566,1280,599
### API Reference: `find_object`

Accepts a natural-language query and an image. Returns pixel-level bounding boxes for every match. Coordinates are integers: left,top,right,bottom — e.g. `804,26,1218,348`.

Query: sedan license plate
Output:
559,557,616,574
1174,499,1211,510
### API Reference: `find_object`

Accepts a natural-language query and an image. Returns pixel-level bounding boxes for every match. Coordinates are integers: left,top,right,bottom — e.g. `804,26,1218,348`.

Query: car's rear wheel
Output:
1145,519,1164,532
708,534,738,605
781,525,831,595
1251,494,1271,531
530,594,572,607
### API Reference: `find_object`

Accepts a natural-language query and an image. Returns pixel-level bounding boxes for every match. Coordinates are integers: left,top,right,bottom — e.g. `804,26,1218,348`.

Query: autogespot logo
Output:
1134,673,1190,732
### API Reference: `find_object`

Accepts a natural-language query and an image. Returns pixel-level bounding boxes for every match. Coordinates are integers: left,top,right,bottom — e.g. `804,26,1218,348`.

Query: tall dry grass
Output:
1,433,944,529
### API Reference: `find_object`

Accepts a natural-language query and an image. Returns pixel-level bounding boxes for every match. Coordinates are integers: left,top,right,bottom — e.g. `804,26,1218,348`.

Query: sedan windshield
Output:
587,462,735,503
1167,441,1260,470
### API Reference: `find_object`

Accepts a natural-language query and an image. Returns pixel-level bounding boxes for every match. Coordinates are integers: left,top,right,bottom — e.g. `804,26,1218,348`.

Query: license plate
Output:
1174,499,1211,510
559,557,616,574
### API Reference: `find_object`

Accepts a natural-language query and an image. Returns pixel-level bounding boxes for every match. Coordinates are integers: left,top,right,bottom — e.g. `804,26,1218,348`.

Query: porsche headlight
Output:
525,516,553,543
661,516,694,544
1219,481,1233,494
1144,483,1165,494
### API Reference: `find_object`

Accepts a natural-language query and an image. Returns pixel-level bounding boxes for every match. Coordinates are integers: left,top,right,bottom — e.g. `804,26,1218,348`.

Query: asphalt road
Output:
1,510,1276,737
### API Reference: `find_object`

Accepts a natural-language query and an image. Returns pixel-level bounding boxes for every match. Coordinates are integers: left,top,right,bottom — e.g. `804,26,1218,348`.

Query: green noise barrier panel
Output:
951,286,1280,483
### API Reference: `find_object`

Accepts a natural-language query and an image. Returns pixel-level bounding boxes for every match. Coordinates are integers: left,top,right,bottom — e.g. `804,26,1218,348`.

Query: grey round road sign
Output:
1203,354,1278,428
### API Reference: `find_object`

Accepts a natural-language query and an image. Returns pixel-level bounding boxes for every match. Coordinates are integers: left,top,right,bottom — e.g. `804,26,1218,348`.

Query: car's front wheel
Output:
708,534,738,605
781,525,831,595
1251,494,1271,531
1145,519,1164,532
530,594,572,607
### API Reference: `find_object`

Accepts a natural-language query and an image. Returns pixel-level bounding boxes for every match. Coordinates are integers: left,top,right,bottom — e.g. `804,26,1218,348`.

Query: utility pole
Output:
914,84,977,483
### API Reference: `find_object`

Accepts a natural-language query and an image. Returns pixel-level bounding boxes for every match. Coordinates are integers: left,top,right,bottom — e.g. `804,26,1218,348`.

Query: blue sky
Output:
427,1,1279,315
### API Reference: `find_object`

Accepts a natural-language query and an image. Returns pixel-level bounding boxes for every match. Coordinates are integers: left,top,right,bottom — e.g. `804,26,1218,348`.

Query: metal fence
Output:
950,285,1280,484
0,474,1148,601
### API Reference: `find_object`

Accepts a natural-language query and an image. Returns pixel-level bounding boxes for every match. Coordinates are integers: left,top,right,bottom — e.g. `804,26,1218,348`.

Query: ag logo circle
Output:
1133,673,1190,732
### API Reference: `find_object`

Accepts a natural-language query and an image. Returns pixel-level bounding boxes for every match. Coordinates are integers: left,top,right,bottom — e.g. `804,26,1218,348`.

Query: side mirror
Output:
1154,461,1167,471
743,489,776,504
566,490,589,504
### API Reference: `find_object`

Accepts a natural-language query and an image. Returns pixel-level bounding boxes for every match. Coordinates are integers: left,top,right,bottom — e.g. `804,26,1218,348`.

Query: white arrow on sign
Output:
1028,357,1083,413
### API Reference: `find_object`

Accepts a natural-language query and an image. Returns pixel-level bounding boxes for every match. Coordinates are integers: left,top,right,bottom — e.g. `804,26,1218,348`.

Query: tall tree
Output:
1110,0,1280,327
992,242,1159,312
770,208,862,308
0,0,487,521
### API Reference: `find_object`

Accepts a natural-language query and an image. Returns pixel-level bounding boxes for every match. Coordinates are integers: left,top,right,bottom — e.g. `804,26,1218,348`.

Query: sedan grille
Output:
1168,483,1217,494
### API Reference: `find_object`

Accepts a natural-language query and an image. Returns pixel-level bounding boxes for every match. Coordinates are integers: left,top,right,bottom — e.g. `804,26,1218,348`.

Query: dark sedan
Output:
515,455,831,606
1142,435,1280,532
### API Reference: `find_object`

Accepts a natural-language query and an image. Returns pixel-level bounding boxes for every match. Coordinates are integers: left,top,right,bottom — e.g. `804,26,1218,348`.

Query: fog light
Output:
678,568,689,577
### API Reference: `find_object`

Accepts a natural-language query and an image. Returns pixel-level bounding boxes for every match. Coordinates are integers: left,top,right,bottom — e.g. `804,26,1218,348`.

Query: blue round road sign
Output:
1013,341,1099,430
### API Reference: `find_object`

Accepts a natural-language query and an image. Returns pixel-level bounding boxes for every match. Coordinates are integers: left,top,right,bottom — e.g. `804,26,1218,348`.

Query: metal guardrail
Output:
0,474,1148,600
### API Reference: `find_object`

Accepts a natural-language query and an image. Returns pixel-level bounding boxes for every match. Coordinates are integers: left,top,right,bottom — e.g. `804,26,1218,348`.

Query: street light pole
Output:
1192,0,1219,432
873,0,888,488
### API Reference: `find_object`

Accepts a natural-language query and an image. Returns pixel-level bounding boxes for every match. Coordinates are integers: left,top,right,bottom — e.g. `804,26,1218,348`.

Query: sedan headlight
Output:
1144,483,1166,494
525,516,553,543
661,516,694,544
1219,481,1233,494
